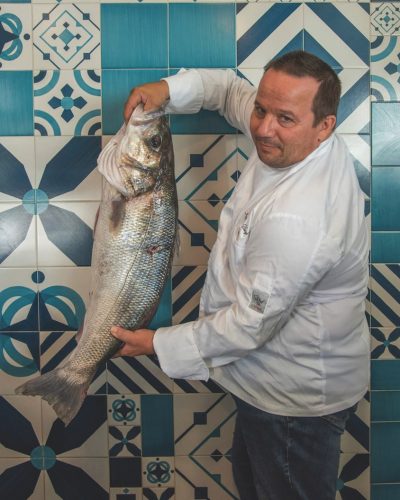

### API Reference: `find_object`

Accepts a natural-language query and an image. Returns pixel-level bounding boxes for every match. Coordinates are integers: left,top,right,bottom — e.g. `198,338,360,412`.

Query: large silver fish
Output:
16,105,177,425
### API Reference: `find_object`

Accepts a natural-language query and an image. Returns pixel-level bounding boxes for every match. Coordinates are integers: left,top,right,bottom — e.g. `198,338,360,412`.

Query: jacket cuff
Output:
162,69,204,114
153,323,210,380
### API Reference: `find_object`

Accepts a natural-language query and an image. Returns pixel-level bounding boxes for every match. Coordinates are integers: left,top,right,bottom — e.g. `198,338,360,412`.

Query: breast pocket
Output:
231,210,253,269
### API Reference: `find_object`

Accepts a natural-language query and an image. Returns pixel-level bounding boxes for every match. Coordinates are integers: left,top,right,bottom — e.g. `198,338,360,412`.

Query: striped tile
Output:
370,265,400,328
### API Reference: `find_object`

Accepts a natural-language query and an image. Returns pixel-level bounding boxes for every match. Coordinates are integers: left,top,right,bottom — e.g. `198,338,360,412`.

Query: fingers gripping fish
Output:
16,105,178,425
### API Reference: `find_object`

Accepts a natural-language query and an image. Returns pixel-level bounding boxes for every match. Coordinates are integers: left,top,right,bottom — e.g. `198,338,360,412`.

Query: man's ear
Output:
317,115,336,142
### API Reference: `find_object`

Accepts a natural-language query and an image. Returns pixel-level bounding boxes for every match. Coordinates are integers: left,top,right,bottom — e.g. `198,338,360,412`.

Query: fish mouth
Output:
129,105,166,126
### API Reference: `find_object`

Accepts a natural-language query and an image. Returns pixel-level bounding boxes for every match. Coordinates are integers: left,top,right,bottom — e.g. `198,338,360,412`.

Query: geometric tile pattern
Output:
371,36,400,101
0,5,32,70
370,265,400,328
371,3,400,36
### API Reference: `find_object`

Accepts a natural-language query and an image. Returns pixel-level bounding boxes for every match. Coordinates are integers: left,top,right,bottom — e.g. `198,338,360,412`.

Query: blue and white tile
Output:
236,67,263,88
370,265,400,328
371,36,400,102
107,356,174,395
36,267,90,331
40,331,107,395
0,137,36,203
336,69,370,134
237,3,303,69
142,457,174,489
0,458,45,500
34,70,101,136
0,5,32,70
37,201,98,267
371,327,400,359
175,455,238,500
304,3,369,70
108,394,141,427
371,3,400,37
109,425,141,458
372,102,400,166
44,458,109,499
174,201,223,267
0,269,39,332
174,393,236,456
110,488,142,500
35,136,102,202
341,393,370,454
336,453,369,500
0,71,33,136
32,3,100,70
0,331,40,395
143,488,175,500
172,266,207,327
173,135,239,203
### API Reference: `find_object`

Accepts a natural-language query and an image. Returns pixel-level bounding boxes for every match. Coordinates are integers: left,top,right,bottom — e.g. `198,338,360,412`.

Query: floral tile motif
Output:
0,5,32,70
142,457,174,489
236,3,303,69
143,487,175,500
109,425,141,458
0,458,45,500
371,3,400,36
371,36,400,101
108,394,141,427
336,453,369,500
32,3,100,70
371,327,400,359
34,70,101,136
370,265,400,327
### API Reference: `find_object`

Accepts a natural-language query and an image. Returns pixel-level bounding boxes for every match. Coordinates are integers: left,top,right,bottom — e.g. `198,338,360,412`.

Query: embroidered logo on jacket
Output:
249,289,269,314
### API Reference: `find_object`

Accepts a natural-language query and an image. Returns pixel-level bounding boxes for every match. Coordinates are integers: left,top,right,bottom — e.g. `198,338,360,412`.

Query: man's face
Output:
250,68,335,168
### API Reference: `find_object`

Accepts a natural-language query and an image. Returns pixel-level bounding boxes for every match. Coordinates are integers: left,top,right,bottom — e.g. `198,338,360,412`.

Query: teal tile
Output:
171,110,236,135
101,69,168,135
372,167,400,230
371,360,400,390
149,278,172,330
372,391,400,422
141,395,174,457
371,422,400,482
372,233,400,263
0,72,33,135
101,4,167,69
372,484,400,500
169,4,236,68
372,102,400,166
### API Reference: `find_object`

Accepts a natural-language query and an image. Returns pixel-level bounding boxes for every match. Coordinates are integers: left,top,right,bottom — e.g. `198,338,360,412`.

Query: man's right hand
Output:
124,80,170,123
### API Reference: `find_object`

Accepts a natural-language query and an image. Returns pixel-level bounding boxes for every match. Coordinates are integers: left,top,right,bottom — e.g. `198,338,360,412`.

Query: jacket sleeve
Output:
164,68,256,137
153,213,343,380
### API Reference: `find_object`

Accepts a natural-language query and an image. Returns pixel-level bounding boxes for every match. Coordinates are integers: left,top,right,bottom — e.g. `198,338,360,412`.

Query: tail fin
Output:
15,368,91,426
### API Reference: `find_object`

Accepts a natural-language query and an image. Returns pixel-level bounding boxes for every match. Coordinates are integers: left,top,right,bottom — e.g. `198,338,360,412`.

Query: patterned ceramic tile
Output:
169,3,236,68
0,331,40,395
109,457,142,488
372,102,400,166
108,394,141,427
170,110,237,136
40,331,107,395
371,36,400,101
0,4,32,70
370,265,400,327
336,68,370,134
172,265,207,326
371,422,400,483
0,458,45,500
143,488,175,500
34,69,101,136
371,3,400,36
304,3,369,69
173,134,239,202
372,167,400,231
341,393,370,454
32,3,100,70
175,455,238,500
336,453,369,500
0,71,33,135
141,395,174,457
237,3,303,69
0,268,39,332
142,457,174,489
174,200,223,266
109,488,142,500
109,425,142,458
371,327,400,359
101,4,167,69
174,393,236,456
371,233,400,264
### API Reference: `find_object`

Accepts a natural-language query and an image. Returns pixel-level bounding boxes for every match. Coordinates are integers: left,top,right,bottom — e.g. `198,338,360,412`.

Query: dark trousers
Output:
232,397,356,500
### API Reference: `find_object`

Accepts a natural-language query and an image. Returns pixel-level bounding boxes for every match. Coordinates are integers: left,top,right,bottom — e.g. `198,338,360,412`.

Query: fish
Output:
15,104,178,425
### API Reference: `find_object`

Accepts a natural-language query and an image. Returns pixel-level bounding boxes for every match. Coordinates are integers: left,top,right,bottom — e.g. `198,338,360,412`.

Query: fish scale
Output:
16,106,177,424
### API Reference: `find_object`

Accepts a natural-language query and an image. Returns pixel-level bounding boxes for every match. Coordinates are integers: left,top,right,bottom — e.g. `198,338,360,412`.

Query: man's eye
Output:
149,134,162,150
279,115,294,126
254,106,265,118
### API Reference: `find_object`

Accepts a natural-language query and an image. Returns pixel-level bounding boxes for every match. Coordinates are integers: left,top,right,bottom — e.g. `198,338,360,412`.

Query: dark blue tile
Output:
149,278,172,330
169,4,236,68
372,167,400,230
371,422,400,482
102,70,168,135
0,205,33,265
372,484,400,500
0,72,33,135
141,395,174,457
372,391,400,422
109,457,142,487
101,4,167,69
371,360,400,390
372,232,400,263
372,102,400,166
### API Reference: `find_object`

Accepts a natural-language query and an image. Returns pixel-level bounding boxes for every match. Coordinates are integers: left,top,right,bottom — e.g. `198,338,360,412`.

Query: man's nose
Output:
257,114,276,136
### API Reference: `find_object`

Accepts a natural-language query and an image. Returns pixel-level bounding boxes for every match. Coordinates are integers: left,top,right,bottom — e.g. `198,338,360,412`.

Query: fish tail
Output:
15,368,91,426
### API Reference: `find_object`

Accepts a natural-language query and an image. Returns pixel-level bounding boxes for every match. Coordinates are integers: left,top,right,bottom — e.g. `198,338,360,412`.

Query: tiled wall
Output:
0,0,399,499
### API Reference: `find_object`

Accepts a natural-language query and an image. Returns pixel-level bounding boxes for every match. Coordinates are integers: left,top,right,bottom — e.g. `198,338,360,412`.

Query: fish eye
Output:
149,134,162,150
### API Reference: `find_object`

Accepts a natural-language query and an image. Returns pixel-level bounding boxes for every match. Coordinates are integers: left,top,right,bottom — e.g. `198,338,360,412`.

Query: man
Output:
103,51,369,499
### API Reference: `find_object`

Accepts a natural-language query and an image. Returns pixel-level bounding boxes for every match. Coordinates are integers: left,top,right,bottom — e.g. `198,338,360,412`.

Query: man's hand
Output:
124,80,170,123
111,326,155,357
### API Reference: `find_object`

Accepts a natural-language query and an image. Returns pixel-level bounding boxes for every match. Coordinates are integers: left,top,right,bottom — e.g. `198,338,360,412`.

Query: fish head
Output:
116,104,172,197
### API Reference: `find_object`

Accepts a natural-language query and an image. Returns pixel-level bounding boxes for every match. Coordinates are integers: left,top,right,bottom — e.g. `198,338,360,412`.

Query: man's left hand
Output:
111,326,155,357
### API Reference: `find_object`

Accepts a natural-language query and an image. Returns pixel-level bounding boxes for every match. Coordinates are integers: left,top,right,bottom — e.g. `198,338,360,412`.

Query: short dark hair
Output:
264,51,341,127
